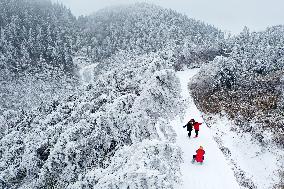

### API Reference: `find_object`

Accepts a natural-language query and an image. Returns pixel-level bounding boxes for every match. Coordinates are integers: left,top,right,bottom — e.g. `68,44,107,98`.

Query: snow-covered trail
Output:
172,69,240,189
74,56,98,85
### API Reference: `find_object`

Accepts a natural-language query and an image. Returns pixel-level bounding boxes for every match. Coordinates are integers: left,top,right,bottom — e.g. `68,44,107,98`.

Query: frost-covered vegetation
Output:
190,26,284,148
1,1,226,187
1,0,283,188
0,1,224,111
0,0,79,111
77,3,224,68
0,52,185,188
190,26,284,188
0,0,76,72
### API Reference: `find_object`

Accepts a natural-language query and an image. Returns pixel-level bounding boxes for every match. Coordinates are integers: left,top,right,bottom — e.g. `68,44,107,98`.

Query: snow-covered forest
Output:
0,0,78,111
190,26,284,147
0,0,283,188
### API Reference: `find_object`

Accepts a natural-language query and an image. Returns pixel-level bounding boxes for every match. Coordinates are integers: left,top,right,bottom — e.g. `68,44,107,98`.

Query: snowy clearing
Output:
172,69,240,189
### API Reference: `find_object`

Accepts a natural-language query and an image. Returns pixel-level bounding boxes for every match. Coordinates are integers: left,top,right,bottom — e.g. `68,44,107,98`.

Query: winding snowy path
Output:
172,69,240,189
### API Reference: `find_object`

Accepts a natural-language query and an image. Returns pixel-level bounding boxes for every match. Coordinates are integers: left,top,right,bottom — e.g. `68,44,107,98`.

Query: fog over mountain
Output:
52,0,284,34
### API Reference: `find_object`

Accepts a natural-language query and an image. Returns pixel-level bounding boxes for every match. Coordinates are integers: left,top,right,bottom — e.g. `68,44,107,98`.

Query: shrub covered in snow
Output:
70,140,182,189
0,52,185,188
190,26,284,147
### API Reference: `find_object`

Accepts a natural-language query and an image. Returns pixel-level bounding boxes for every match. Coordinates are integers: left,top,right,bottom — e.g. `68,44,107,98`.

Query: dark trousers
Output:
195,130,199,136
187,131,192,137
193,155,204,160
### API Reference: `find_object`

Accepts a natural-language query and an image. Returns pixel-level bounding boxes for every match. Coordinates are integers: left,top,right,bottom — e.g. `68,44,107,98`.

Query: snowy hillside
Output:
0,0,78,111
0,52,185,188
0,0,283,188
207,115,284,189
189,26,284,188
78,3,224,66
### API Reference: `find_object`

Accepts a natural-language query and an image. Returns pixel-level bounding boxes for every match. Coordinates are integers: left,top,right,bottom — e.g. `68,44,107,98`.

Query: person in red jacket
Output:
192,146,205,163
193,121,202,137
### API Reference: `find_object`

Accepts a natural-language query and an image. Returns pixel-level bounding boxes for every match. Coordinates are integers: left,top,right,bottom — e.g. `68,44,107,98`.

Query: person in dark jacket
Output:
193,121,202,137
192,146,205,164
183,119,195,138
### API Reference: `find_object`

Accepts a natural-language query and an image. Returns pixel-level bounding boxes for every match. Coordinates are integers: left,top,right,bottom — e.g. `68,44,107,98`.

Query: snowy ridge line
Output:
172,69,240,189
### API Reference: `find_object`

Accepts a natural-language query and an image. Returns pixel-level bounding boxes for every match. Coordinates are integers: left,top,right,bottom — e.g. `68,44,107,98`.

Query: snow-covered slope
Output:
172,69,240,189
207,114,284,189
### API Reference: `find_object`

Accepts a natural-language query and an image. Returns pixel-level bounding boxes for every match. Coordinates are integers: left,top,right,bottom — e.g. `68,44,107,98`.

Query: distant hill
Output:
78,3,224,65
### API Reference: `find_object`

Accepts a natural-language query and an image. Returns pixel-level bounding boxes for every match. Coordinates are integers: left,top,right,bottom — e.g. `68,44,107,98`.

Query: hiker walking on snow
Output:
183,119,195,138
192,146,205,163
193,121,202,138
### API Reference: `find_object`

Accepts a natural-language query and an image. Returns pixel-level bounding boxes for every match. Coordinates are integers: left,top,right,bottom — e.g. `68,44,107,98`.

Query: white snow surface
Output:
209,115,284,189
74,56,97,84
172,69,240,189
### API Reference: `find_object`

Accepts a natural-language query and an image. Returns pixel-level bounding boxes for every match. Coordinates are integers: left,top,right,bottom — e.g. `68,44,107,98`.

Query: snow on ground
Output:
74,56,97,84
208,114,284,189
172,69,240,189
79,63,98,84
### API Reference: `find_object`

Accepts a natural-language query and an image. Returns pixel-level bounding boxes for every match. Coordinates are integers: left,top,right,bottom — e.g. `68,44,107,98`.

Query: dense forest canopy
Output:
0,0,76,72
0,0,79,111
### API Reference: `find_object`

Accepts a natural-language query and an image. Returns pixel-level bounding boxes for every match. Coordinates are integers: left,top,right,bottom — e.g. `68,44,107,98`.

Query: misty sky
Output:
52,0,284,34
